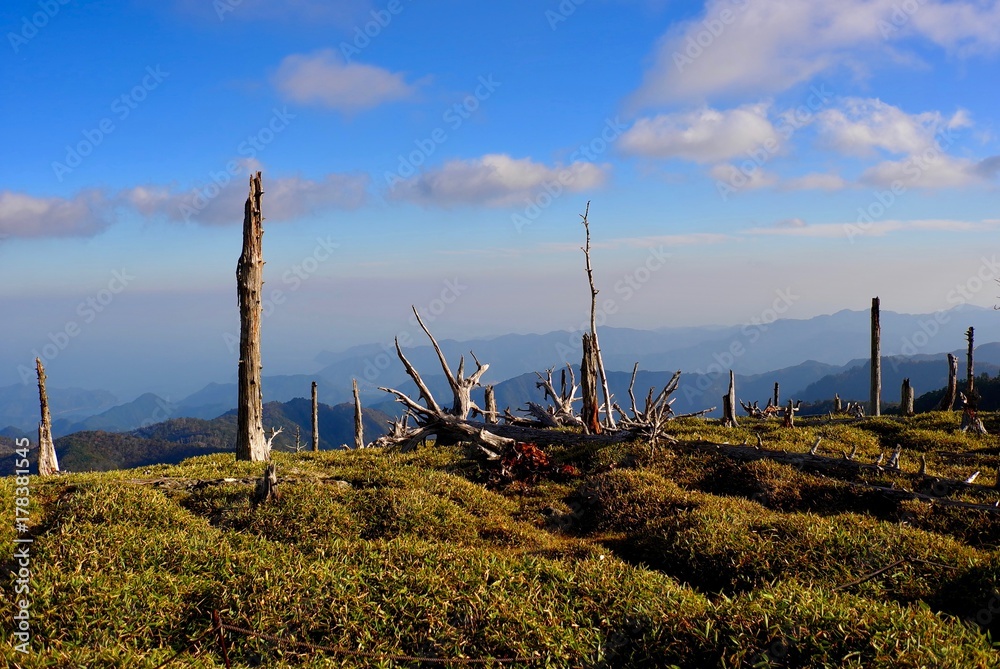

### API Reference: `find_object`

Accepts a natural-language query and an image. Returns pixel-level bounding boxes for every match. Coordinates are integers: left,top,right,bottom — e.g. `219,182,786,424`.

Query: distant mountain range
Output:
3,304,999,435
0,399,391,475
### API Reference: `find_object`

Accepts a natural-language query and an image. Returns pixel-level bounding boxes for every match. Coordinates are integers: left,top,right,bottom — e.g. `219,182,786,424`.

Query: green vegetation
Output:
2,413,1000,667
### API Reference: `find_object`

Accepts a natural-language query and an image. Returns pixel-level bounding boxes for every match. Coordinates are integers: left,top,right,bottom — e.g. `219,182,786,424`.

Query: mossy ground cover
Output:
2,413,1000,667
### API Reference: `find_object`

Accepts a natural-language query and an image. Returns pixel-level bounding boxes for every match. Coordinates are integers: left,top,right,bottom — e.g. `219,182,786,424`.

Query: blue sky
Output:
2,0,1000,398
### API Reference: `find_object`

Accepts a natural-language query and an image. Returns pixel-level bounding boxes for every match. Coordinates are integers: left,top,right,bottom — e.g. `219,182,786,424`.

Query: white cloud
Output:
744,218,999,238
272,49,418,112
388,154,608,207
620,104,779,163
709,163,779,190
630,0,1000,105
817,98,970,156
1,172,370,240
0,190,114,239
783,173,849,191
860,154,983,188
123,172,370,225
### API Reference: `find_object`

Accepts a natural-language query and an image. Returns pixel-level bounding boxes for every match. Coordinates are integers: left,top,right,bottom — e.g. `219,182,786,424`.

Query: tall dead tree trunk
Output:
901,378,914,417
773,382,780,409
580,203,615,429
939,353,958,411
311,381,319,452
870,296,881,417
353,378,364,449
581,333,602,435
966,327,976,401
722,370,739,428
236,172,268,462
834,394,842,414
484,385,498,425
35,358,58,476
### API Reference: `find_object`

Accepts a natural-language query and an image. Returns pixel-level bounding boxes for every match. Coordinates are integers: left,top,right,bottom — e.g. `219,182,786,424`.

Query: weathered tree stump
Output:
353,378,364,449
722,370,739,428
901,378,914,417
253,463,280,505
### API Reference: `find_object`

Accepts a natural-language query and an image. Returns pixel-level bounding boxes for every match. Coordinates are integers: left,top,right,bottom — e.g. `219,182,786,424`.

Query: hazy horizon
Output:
4,1,1000,399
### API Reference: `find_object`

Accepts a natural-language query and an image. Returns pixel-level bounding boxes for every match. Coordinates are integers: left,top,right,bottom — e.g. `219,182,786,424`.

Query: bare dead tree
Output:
901,378,914,418
773,382,780,408
580,203,615,429
871,296,881,417
580,333,602,434
35,358,58,476
353,378,364,449
526,365,583,428
311,381,319,453
966,326,976,400
939,353,959,411
834,393,842,414
616,368,715,449
236,172,268,462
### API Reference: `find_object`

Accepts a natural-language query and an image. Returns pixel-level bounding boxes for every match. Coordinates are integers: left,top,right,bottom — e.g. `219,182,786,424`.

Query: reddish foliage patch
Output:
491,442,580,484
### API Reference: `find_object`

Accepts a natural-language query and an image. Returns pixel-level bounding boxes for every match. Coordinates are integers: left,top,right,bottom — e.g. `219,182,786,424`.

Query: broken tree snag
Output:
35,358,58,476
722,370,739,428
773,382,780,409
901,378,914,417
236,172,268,462
311,381,319,452
871,296,881,417
959,392,988,435
939,353,959,411
834,394,842,414
580,202,615,429
253,462,280,505
353,378,364,449
580,332,602,435
966,326,976,400
783,399,800,428
484,385,498,424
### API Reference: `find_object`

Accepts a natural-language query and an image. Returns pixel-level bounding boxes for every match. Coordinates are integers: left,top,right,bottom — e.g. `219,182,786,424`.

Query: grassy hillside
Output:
2,413,1000,667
